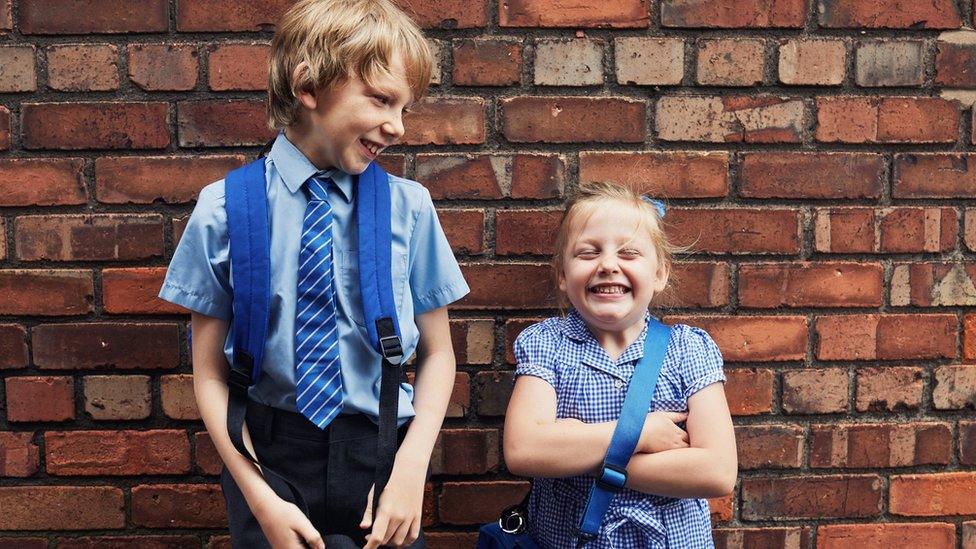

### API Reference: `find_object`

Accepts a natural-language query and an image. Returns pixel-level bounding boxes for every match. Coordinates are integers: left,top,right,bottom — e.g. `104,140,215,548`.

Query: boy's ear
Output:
292,61,317,110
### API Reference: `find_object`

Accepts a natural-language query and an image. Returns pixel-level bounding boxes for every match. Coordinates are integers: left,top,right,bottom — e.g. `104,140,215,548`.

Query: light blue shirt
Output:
159,133,469,421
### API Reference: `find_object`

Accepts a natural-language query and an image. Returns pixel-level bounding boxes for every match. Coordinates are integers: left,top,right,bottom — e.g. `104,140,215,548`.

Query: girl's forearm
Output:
625,448,737,499
504,418,617,478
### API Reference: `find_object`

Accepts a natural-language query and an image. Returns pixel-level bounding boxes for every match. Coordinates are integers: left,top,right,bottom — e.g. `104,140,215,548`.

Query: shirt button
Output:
614,379,624,389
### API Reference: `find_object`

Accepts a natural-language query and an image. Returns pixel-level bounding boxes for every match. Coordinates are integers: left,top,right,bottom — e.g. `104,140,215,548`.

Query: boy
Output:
158,1,468,547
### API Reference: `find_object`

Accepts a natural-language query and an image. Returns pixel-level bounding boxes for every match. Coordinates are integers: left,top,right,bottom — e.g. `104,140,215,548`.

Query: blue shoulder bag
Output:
477,319,674,548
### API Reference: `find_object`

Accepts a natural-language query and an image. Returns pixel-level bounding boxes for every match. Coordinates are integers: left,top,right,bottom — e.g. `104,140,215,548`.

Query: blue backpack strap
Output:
577,319,673,547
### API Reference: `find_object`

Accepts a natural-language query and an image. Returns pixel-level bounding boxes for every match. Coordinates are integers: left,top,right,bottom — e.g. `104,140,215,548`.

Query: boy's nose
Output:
382,113,405,141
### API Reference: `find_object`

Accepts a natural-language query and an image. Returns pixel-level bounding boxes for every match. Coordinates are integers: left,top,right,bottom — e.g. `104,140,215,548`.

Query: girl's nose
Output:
597,256,619,274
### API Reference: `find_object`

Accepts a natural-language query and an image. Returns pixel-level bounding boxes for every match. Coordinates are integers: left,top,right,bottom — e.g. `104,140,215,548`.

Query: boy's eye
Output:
372,94,390,105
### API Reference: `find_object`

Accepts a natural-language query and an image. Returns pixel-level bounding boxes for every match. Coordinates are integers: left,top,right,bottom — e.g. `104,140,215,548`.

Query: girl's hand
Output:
360,464,426,548
637,411,689,454
253,494,324,549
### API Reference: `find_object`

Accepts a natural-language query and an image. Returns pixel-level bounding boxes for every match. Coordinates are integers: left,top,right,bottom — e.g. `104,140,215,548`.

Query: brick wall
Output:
1,0,976,547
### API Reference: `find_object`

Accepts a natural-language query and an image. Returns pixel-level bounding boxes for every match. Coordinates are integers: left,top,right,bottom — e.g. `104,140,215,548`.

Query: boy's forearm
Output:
394,348,455,471
625,448,737,499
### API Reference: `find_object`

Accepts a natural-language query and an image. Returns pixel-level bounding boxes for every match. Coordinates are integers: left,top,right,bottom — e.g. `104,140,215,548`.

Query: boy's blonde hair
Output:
552,182,679,310
267,0,432,129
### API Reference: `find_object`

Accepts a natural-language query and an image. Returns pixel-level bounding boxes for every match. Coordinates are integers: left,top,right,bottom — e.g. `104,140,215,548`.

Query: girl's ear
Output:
653,261,670,293
292,61,317,110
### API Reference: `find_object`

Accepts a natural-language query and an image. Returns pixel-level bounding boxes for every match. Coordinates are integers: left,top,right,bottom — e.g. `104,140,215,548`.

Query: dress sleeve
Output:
680,327,726,400
514,321,559,387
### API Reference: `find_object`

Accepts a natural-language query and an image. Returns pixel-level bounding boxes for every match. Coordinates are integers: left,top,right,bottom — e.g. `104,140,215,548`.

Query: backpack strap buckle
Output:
378,334,403,365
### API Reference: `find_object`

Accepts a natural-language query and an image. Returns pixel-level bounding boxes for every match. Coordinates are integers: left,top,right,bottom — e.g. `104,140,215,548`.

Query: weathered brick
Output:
936,36,976,87
131,484,226,528
817,523,955,549
511,154,566,199
47,44,119,91
396,0,488,29
32,323,179,370
495,210,561,256
15,214,164,261
966,521,976,549
856,367,924,412
0,158,86,206
96,155,244,204
890,473,976,516
102,268,182,314
741,475,882,519
0,46,37,92
534,38,604,86
665,262,729,309
449,319,494,365
697,38,765,86
933,365,976,409
438,209,485,255
662,0,805,27
0,270,93,316
615,37,684,85
855,40,925,87
0,324,28,369
819,0,962,29
499,0,649,28
0,0,10,31
812,422,951,468
666,208,800,255
208,43,269,91
402,97,486,145
22,102,170,150
881,208,956,253
725,369,774,415
816,97,959,143
5,376,74,422
895,153,976,198
657,96,804,143
426,533,481,548
0,432,39,477
736,425,803,469
439,482,530,524
967,314,976,360
161,374,200,420
128,44,199,91
83,375,152,420
580,151,728,198
178,100,272,147
475,371,515,416
669,315,807,361
20,0,168,33
739,153,884,199
893,263,976,307
194,432,222,475
452,38,521,86
416,154,506,199
457,264,554,309
502,96,645,143
0,486,124,530
814,208,874,253
710,494,734,523
779,38,846,85
176,0,288,31
962,421,976,465
46,430,190,475
713,528,810,549
739,262,883,308
0,106,8,149
431,429,499,475
56,536,201,549
783,368,849,414
815,314,957,360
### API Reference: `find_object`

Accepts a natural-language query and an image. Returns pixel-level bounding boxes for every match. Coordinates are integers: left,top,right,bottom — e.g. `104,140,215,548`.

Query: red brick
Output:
474,371,516,416
0,0,10,31
0,46,37,92
502,96,644,143
0,324,28,369
450,319,494,365
615,37,684,85
814,208,874,253
499,0,648,28
438,481,529,524
15,214,164,261
208,43,269,91
416,154,505,199
936,40,976,87
816,314,958,360
438,209,485,255
710,494,733,523
856,367,924,412
128,44,199,91
725,368,774,415
579,151,728,198
817,523,955,549
426,533,481,548
895,153,976,198
96,155,243,204
658,96,804,142
819,0,962,28
0,432,39,477
0,158,86,206
194,432,222,475
779,38,846,85
736,424,803,469
457,264,554,309
0,270,93,316
669,315,807,361
739,262,883,308
812,422,951,468
893,262,976,307
966,521,976,549
666,208,800,254
782,368,849,414
816,97,959,143
890,473,976,516
534,38,604,86
5,376,74,422
131,484,226,528
431,429,499,475
47,44,119,91
739,152,884,199
933,365,976,410
0,106,8,149
176,0,288,31
32,323,179,370
452,38,520,86
495,210,561,256
742,475,882,519
396,0,488,29
83,375,152,420
714,528,811,549
962,421,976,465
662,0,804,27
56,536,200,549
22,102,170,150
20,0,168,33
101,268,182,315
161,374,200,420
178,100,272,147
881,208,956,253
511,154,566,199
0,486,124,529
665,262,729,308
697,38,765,86
402,97,485,145
46,430,190,475
855,40,925,87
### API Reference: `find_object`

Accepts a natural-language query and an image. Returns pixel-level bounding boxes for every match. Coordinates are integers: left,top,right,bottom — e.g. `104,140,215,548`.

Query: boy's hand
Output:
360,464,426,548
636,411,689,454
254,495,324,549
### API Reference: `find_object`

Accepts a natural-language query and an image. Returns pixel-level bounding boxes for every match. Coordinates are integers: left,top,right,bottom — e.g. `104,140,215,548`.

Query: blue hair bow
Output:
641,195,666,218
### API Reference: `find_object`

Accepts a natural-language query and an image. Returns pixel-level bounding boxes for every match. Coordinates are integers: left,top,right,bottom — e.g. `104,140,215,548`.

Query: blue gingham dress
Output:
514,310,726,549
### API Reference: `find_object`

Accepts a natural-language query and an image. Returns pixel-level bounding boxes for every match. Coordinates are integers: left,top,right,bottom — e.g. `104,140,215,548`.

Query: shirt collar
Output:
268,132,353,203
562,308,652,367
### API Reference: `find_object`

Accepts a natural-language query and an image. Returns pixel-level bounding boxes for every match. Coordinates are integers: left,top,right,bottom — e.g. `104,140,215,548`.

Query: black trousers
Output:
220,400,425,548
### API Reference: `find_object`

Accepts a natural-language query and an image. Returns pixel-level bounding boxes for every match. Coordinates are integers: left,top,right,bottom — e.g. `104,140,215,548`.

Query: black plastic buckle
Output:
595,462,628,492
379,334,403,365
498,504,527,535
576,531,597,548
227,351,253,397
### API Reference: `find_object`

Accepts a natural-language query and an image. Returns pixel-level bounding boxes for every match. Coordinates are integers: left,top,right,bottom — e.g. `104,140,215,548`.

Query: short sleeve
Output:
680,327,726,400
158,181,234,319
408,188,470,314
514,321,558,387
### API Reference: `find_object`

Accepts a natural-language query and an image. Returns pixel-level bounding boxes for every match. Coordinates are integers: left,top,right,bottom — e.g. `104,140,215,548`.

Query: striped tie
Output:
294,176,343,429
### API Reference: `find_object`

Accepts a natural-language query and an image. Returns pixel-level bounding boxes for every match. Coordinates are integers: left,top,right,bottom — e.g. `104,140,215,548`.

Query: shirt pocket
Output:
335,249,408,327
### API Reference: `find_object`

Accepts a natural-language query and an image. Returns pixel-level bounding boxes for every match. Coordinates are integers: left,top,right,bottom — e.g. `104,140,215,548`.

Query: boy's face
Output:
294,55,413,174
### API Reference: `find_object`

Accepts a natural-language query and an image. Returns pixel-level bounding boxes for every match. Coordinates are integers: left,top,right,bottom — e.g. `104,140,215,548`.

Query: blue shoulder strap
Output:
577,318,673,546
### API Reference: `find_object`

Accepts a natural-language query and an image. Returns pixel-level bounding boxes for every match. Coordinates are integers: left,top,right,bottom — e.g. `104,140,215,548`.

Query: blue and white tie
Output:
295,176,343,429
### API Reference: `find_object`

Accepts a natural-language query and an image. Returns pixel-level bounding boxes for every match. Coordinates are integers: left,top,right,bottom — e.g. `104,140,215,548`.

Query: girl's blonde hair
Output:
552,181,679,310
267,0,432,129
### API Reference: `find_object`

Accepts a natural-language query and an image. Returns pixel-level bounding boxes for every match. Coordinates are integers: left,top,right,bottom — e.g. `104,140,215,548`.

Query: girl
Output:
503,182,737,548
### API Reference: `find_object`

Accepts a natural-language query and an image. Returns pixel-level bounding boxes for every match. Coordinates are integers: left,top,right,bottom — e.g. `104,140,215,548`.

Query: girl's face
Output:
558,200,669,340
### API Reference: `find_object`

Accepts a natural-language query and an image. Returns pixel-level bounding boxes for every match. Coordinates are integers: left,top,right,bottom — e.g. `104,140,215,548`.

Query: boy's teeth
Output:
361,140,379,155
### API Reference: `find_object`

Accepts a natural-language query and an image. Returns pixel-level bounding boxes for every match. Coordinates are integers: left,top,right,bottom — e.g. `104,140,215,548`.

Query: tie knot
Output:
306,177,331,202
